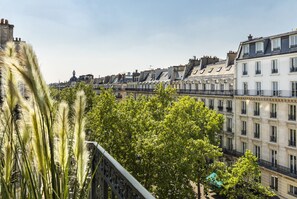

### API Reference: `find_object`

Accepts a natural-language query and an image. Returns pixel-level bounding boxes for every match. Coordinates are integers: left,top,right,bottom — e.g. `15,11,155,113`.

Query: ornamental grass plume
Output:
0,42,90,198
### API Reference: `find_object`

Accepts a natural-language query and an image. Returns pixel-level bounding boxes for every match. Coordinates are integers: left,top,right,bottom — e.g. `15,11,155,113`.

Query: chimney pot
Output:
248,34,253,41
4,19,8,24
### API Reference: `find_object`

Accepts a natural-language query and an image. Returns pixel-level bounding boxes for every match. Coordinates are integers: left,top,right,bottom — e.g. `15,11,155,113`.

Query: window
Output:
201,98,206,106
211,84,215,91
242,142,247,154
271,150,277,167
270,176,278,191
288,105,296,121
227,138,233,150
241,121,247,135
227,118,232,132
271,59,278,73
243,82,248,95
290,57,297,72
289,34,297,47
254,145,261,159
218,100,224,111
272,81,279,96
226,100,232,112
289,185,297,197
270,126,277,142
255,61,261,75
243,44,249,55
292,81,297,97
254,102,260,116
241,101,247,114
270,103,277,118
271,38,281,51
242,63,248,75
229,83,233,91
254,123,260,138
209,99,214,109
289,129,296,147
256,42,264,53
220,84,224,92
289,155,297,174
256,82,262,95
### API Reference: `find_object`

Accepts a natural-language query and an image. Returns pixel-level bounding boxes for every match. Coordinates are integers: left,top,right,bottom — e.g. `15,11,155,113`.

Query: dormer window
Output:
271,38,281,51
242,44,249,55
256,42,264,53
289,34,297,47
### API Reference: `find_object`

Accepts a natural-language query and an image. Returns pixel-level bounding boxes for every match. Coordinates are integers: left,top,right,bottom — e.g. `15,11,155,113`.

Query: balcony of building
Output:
288,140,296,147
177,89,234,96
88,142,154,199
241,130,247,136
235,89,297,98
270,136,277,143
270,112,277,119
217,106,224,111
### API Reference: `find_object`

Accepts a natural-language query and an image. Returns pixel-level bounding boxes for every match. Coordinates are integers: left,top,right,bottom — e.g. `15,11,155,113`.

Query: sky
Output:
1,0,297,83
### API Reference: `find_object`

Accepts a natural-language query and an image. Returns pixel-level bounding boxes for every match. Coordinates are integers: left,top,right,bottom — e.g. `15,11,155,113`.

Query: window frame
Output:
271,38,281,51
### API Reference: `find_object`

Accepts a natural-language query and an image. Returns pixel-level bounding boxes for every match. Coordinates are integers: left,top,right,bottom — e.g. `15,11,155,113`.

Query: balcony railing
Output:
288,114,296,121
270,136,277,143
271,68,278,74
288,140,296,147
254,132,260,139
290,67,297,72
209,105,214,110
217,106,223,111
226,127,232,133
242,71,248,75
241,130,246,135
241,109,246,114
270,112,277,118
254,110,260,116
226,107,232,112
177,89,234,96
125,88,154,92
235,89,297,97
88,142,154,199
255,70,261,75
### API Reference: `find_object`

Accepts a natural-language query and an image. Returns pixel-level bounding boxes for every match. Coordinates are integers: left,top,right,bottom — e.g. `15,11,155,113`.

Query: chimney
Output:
248,34,253,41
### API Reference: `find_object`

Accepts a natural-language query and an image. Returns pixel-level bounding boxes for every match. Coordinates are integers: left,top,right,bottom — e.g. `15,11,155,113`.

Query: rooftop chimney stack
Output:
248,34,253,41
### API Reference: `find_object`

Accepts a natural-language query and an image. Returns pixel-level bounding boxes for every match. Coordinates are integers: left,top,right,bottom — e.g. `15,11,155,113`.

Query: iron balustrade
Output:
227,127,232,133
241,130,246,135
226,107,232,112
288,114,296,121
177,89,234,96
242,71,248,75
241,109,247,114
254,132,260,139
255,70,261,75
288,140,296,147
270,136,277,143
209,105,214,110
254,111,260,116
271,68,278,74
290,67,297,72
270,112,277,118
217,106,224,111
222,149,297,179
88,142,155,199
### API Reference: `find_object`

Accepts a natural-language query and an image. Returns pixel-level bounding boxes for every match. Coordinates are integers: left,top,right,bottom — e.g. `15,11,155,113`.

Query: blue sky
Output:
1,0,297,83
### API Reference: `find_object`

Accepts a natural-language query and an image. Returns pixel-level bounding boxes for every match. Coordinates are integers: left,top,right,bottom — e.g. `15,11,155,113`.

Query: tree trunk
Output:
197,181,201,199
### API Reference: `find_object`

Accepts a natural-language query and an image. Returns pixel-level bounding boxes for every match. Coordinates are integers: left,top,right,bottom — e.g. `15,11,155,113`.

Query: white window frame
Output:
256,42,264,53
289,34,297,47
242,44,249,55
255,61,261,74
242,63,248,75
271,59,278,73
271,38,281,50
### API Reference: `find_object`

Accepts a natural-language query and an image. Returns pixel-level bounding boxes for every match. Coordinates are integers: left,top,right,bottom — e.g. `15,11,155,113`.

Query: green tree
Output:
220,150,275,199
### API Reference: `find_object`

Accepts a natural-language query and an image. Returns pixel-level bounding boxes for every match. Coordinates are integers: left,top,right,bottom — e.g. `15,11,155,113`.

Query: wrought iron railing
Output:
88,142,155,199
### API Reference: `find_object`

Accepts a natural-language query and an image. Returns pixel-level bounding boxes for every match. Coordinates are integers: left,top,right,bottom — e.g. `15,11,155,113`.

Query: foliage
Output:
0,42,90,198
219,150,276,199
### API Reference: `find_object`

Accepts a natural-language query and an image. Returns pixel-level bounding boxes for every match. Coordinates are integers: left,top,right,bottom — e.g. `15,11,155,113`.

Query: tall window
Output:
291,81,297,97
289,129,296,147
271,38,281,51
226,100,232,112
242,142,247,154
271,150,277,167
254,123,260,138
290,57,297,72
243,44,249,55
288,105,296,121
271,59,278,73
218,100,224,111
254,102,260,116
289,155,297,174
209,99,214,109
220,84,224,92
256,82,262,95
272,81,279,96
270,103,277,118
227,138,233,150
243,82,248,95
256,42,264,53
270,126,277,142
242,63,248,75
255,61,261,74
289,34,297,47
254,145,261,159
242,121,247,135
202,83,206,91
241,101,247,114
270,176,278,191
227,118,232,132
289,185,297,197
211,84,215,91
